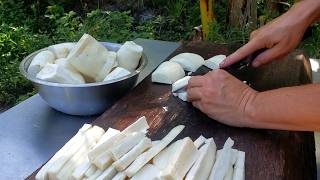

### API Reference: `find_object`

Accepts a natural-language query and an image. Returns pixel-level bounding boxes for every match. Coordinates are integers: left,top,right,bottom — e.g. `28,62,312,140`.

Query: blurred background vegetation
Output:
0,0,319,109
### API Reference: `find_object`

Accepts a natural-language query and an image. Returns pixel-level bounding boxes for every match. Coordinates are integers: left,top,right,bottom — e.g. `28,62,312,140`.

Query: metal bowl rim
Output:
19,42,147,88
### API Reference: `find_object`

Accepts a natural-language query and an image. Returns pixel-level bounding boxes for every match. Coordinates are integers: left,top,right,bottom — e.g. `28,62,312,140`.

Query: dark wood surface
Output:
28,41,316,180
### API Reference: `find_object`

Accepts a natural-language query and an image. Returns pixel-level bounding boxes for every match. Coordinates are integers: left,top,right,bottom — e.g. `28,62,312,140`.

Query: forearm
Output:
289,0,320,27
246,84,320,131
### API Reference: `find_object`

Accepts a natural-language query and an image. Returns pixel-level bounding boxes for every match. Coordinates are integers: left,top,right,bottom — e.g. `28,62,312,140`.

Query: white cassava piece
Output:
48,43,74,59
233,151,245,180
117,41,143,71
88,116,149,162
153,139,183,170
46,126,104,180
193,135,207,149
110,132,145,160
28,50,56,76
185,138,217,180
169,53,205,72
54,58,78,73
113,137,152,171
124,125,185,177
208,138,235,180
103,67,131,82
35,124,92,180
159,137,199,180
95,51,118,82
152,61,185,84
204,54,226,70
131,164,161,180
172,76,191,93
96,166,117,180
36,63,85,84
68,34,115,81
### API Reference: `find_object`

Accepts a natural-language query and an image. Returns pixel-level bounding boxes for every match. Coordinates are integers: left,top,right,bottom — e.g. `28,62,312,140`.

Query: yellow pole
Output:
200,0,215,40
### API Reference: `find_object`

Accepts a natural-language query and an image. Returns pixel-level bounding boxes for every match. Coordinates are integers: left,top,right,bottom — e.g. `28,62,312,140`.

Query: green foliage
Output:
300,23,320,58
0,24,52,106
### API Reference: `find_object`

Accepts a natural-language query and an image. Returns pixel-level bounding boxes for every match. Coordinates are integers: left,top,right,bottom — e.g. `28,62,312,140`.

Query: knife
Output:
222,48,267,72
172,48,267,93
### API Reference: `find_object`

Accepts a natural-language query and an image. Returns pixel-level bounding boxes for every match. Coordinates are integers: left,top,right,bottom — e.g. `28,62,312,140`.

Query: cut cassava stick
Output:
84,165,97,178
185,138,216,180
193,135,207,149
113,137,152,171
159,137,199,180
35,124,92,180
112,172,127,180
71,159,91,180
93,151,113,170
131,164,161,180
208,138,235,180
152,139,183,170
110,132,145,160
88,116,149,162
87,169,103,180
233,151,245,180
96,166,117,180
125,125,185,177
48,126,104,179
94,128,120,149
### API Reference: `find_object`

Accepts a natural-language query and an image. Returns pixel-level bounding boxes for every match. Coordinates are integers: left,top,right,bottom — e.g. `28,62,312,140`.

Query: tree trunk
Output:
228,0,257,30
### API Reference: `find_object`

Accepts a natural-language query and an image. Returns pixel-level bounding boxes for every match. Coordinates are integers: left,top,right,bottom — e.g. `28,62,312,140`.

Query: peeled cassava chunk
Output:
204,55,226,70
28,50,55,76
95,51,118,82
103,67,131,82
36,64,85,84
68,34,115,81
55,58,77,72
169,53,204,72
117,41,143,71
48,43,75,59
152,61,185,84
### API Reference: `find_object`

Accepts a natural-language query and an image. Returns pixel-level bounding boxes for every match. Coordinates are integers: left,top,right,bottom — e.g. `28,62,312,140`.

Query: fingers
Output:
252,41,288,67
187,87,202,102
192,101,201,110
187,76,205,89
219,39,265,68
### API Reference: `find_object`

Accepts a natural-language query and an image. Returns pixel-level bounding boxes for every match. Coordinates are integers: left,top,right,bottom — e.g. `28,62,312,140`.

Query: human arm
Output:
220,0,320,68
187,70,320,131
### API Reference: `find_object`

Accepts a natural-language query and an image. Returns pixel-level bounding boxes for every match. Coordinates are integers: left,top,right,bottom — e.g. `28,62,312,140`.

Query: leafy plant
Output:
0,24,52,106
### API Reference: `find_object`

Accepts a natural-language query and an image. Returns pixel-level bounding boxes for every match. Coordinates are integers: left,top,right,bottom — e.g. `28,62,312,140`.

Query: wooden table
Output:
30,41,317,180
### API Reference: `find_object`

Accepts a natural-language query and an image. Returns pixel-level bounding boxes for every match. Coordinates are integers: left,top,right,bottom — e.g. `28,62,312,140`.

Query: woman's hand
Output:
187,70,257,127
220,0,320,68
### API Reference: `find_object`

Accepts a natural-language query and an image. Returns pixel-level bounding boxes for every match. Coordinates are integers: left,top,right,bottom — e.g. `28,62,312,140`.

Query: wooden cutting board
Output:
28,41,316,180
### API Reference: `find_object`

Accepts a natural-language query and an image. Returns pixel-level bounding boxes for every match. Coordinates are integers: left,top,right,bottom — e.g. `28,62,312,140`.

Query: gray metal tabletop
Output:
0,39,180,179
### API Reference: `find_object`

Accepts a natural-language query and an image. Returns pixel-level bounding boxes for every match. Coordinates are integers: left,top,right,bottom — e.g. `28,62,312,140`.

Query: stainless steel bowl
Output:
20,42,147,116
